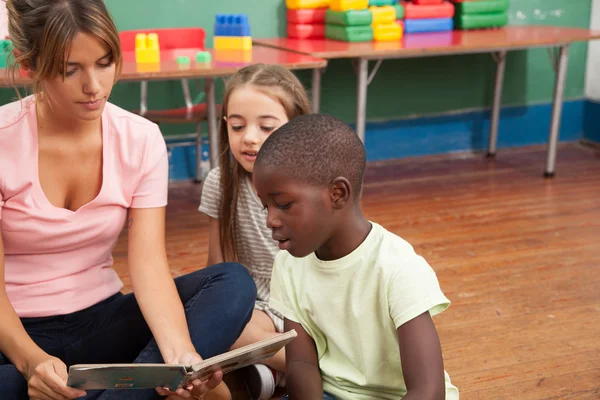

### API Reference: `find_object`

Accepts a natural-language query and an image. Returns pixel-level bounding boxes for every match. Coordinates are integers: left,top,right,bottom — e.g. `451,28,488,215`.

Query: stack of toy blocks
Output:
325,0,373,42
452,0,508,30
286,0,329,39
0,39,14,69
135,33,160,63
213,14,252,51
403,0,455,34
369,0,402,41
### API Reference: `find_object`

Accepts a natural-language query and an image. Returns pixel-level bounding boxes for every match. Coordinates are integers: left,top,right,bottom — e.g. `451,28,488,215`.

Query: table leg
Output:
312,68,322,113
206,77,219,170
356,58,368,143
545,45,570,178
487,51,507,157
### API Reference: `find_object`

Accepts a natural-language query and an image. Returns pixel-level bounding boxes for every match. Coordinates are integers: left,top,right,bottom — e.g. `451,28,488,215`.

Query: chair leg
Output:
195,122,205,183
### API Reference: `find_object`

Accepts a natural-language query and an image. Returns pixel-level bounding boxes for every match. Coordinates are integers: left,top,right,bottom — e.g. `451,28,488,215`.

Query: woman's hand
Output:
25,355,87,400
155,352,226,400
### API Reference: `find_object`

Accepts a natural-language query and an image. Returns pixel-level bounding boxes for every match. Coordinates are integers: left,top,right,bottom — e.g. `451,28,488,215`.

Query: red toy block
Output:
287,23,326,39
404,1,454,19
287,8,327,24
411,0,444,4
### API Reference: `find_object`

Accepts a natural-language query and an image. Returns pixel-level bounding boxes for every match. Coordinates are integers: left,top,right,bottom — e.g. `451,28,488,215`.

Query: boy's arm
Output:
284,318,323,399
397,311,446,400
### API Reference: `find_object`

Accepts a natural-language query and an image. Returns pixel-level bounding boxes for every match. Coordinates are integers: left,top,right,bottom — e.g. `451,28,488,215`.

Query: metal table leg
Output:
487,50,507,157
545,45,570,178
311,68,322,113
356,58,369,143
205,77,219,171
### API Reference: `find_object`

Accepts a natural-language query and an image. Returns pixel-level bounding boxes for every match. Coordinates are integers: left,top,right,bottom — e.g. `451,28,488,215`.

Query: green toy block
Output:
455,0,509,15
326,24,373,42
369,0,395,6
326,9,372,26
195,51,211,63
176,56,191,65
0,40,14,69
454,12,508,30
393,4,404,20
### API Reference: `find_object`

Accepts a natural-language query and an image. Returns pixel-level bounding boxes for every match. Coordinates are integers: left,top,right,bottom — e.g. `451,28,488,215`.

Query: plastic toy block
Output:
135,33,160,64
370,5,396,25
404,2,454,19
214,14,251,36
455,0,508,15
287,8,327,24
325,24,373,41
214,49,252,63
394,4,405,19
286,0,330,9
214,36,251,50
373,22,402,41
330,0,369,12
326,9,372,26
288,23,326,39
404,17,453,33
196,51,212,63
412,0,444,4
176,56,190,65
0,39,13,68
368,0,395,6
454,12,508,29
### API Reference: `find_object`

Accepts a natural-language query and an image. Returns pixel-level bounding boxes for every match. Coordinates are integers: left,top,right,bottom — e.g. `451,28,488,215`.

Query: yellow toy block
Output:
215,50,253,63
370,5,396,25
232,37,252,51
286,0,329,10
373,23,402,41
135,33,160,64
330,0,368,12
214,36,235,50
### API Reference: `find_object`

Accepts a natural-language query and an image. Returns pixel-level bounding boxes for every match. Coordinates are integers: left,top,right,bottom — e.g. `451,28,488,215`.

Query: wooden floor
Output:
112,143,600,400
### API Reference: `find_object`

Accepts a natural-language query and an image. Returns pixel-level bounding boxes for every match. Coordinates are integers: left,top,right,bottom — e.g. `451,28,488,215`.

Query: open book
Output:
67,330,297,391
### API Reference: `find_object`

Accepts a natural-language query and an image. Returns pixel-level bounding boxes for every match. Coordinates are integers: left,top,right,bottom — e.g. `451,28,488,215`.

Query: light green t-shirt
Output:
269,222,459,400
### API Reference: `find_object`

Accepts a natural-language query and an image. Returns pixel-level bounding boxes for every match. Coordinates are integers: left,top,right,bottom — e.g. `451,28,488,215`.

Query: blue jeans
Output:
281,393,336,400
0,262,257,400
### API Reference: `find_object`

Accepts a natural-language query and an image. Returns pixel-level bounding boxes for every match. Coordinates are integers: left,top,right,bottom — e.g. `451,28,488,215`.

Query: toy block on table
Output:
213,14,252,51
373,22,402,41
330,0,369,12
135,33,160,64
196,51,212,63
368,0,395,6
404,17,453,33
326,24,373,41
286,0,330,9
0,39,14,68
411,0,444,4
288,23,326,38
404,2,454,19
287,8,327,24
394,3,405,19
370,5,396,25
326,9,372,26
454,12,508,29
454,0,508,14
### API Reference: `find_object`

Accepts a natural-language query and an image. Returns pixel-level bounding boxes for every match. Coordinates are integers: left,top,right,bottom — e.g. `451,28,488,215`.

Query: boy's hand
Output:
155,352,224,400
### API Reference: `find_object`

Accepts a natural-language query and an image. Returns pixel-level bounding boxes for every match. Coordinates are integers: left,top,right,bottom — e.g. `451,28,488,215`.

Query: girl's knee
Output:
213,262,257,306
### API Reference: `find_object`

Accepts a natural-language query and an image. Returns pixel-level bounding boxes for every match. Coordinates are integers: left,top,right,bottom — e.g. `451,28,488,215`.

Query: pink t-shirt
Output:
0,96,169,318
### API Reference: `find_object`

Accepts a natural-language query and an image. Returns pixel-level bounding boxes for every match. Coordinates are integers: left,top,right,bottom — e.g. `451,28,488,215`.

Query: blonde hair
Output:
6,0,122,95
218,63,312,262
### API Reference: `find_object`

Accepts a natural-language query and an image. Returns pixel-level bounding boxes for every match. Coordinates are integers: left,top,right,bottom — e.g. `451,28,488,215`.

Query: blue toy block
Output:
214,14,251,37
404,18,453,34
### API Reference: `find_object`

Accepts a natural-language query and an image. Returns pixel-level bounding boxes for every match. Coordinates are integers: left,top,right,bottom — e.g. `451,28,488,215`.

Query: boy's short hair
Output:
255,113,366,197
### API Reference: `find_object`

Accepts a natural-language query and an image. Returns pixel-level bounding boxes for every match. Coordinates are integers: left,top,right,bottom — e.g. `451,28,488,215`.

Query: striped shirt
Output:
198,167,283,329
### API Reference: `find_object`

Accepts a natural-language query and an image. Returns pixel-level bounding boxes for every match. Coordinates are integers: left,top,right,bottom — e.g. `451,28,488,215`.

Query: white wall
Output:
586,0,600,101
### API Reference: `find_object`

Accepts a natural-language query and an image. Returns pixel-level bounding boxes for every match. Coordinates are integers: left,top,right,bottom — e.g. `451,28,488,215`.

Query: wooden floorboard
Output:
112,143,600,399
